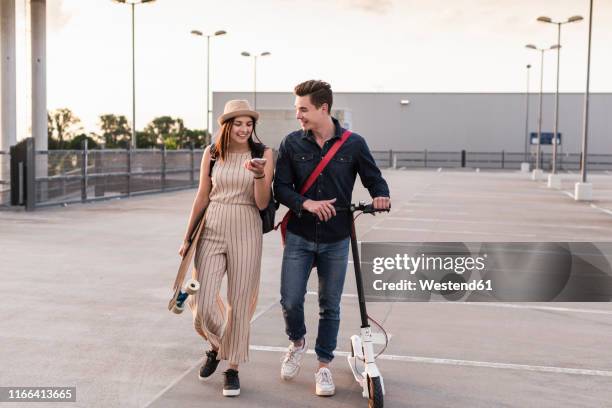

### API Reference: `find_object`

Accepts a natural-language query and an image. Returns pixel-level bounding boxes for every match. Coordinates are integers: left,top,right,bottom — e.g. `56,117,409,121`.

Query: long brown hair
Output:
212,117,263,161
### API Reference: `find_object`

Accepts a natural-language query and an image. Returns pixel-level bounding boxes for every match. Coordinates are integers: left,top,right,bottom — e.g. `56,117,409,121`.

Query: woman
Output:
179,100,273,397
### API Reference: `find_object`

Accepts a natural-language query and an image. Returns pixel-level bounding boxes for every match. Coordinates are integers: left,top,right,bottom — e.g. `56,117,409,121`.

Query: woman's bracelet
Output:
254,174,265,179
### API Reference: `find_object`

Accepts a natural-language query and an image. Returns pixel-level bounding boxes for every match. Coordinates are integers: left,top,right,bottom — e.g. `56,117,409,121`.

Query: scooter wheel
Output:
368,376,384,408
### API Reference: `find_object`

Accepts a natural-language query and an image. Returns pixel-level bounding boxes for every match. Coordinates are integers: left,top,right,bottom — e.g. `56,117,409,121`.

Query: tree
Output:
143,116,210,149
136,130,157,149
99,114,131,148
184,128,210,148
144,116,180,146
68,133,100,150
47,108,83,148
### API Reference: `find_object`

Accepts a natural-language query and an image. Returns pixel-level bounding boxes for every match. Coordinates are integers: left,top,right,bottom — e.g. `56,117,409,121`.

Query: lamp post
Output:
525,43,559,180
190,29,226,135
537,15,583,188
521,64,532,172
112,0,157,149
575,0,594,201
240,51,271,110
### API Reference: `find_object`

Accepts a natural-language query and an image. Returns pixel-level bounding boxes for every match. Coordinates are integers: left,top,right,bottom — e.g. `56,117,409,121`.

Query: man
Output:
274,80,391,396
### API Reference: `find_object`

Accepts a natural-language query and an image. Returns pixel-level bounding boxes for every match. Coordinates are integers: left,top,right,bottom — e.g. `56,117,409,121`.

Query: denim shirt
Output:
273,117,390,243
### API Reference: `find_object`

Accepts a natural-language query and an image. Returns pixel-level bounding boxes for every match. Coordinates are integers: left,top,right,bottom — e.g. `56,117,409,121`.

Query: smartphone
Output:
250,158,267,165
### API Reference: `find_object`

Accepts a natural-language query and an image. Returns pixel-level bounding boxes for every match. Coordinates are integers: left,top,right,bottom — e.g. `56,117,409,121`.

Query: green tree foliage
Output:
47,108,83,149
47,111,211,150
99,114,131,148
68,133,100,150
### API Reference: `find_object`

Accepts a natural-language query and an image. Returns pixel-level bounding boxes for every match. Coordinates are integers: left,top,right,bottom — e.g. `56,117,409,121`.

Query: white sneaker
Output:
315,367,335,396
280,339,307,380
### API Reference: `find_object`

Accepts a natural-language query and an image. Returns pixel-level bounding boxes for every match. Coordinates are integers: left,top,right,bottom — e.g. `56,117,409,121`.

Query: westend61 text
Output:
373,279,493,292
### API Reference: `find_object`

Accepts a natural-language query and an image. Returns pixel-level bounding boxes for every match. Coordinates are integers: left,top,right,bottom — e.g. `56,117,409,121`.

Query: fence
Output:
5,140,612,211
7,138,204,210
371,150,612,171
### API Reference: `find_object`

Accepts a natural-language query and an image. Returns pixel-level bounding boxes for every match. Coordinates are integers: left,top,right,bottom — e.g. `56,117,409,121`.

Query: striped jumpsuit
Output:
188,151,263,364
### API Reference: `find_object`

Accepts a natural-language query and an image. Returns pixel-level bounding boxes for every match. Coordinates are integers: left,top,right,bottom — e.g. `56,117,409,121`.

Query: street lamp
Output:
241,51,271,110
522,64,532,171
537,14,583,188
112,0,157,149
575,0,594,201
525,43,559,180
190,29,226,135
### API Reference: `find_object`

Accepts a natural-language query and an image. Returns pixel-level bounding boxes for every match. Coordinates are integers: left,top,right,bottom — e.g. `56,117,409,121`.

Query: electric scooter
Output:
344,201,390,408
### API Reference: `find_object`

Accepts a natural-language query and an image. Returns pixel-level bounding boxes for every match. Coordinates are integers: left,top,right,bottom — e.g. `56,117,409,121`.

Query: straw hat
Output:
217,100,259,125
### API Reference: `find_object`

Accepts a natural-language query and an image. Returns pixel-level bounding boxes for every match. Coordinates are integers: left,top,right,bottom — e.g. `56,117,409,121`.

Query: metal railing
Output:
32,141,204,208
371,150,612,171
5,142,612,211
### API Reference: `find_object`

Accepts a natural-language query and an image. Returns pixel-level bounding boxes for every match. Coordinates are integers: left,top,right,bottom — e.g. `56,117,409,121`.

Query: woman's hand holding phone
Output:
244,158,267,177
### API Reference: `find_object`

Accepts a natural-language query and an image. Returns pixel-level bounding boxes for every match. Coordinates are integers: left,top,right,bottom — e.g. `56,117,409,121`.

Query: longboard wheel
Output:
185,279,200,295
172,304,185,314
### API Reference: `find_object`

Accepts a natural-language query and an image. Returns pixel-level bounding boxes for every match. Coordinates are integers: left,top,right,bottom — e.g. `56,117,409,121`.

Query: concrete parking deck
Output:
1,169,611,407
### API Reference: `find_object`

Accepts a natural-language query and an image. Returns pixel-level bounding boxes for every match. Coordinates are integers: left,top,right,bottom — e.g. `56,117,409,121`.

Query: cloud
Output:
339,0,394,14
47,0,73,31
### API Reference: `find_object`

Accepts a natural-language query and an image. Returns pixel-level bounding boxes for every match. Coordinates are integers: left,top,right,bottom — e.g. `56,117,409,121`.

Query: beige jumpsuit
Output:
188,151,263,364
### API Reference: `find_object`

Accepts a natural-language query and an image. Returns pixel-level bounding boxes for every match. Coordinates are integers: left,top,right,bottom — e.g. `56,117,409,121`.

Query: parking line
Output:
449,302,612,316
307,291,357,298
143,297,280,408
557,189,612,218
590,203,612,217
560,190,574,199
248,345,612,378
371,226,538,238
385,216,609,231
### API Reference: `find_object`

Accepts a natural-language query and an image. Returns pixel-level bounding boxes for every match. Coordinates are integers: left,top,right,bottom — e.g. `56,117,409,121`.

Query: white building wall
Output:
213,92,612,154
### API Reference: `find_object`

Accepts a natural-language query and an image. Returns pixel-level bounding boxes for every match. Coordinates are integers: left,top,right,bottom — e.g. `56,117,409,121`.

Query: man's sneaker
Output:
280,338,307,380
223,369,240,397
198,349,220,381
315,367,335,396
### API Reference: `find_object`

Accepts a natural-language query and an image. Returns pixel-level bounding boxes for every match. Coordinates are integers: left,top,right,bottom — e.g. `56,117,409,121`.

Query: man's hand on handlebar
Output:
302,198,337,221
372,196,391,210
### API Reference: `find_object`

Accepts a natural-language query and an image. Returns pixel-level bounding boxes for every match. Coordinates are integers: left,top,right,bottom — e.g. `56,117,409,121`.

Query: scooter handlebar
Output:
302,201,390,216
333,201,391,214
350,201,391,214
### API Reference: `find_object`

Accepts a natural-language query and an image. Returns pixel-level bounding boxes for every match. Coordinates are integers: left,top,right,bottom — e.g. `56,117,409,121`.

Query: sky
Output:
15,0,612,134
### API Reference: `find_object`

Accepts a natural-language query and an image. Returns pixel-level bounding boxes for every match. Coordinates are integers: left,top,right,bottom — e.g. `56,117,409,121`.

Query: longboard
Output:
168,212,206,314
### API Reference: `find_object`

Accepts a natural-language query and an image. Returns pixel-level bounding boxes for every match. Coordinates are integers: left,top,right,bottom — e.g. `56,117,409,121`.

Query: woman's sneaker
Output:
281,339,307,380
223,369,240,397
198,349,220,381
315,367,335,396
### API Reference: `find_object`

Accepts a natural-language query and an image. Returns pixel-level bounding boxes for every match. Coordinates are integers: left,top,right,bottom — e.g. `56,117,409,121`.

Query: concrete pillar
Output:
31,0,47,202
574,182,592,201
547,174,562,189
531,168,544,181
31,0,47,162
1,0,17,185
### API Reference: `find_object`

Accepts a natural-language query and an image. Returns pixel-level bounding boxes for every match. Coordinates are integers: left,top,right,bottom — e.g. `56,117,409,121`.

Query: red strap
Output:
276,130,352,246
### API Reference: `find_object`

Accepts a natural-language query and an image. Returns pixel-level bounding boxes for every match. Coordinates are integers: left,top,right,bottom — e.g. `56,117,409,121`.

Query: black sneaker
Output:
223,369,240,397
198,349,220,381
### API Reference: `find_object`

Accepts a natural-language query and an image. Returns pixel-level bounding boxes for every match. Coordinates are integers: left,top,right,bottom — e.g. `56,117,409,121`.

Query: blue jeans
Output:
280,230,350,363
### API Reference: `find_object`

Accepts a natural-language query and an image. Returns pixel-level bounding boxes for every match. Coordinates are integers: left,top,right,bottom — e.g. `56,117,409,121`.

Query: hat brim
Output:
217,110,260,126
